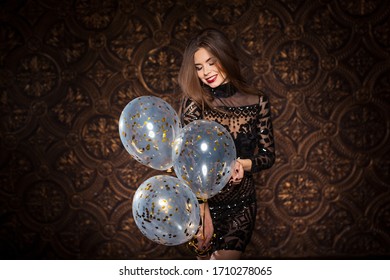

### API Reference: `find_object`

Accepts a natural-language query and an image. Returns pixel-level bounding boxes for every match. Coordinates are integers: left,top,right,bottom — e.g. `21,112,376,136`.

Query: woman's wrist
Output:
237,158,252,172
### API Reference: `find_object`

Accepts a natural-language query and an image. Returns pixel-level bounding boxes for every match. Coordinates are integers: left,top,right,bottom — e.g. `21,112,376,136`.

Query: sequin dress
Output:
180,84,275,253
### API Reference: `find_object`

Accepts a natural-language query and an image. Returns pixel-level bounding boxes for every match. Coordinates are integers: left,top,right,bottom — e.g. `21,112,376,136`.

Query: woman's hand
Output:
196,202,214,251
229,158,252,185
229,159,243,185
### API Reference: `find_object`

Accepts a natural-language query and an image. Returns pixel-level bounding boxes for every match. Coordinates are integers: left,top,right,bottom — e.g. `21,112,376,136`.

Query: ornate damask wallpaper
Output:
0,0,389,259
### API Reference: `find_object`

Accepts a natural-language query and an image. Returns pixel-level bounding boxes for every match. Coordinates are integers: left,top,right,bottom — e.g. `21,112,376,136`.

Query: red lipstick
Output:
206,75,217,84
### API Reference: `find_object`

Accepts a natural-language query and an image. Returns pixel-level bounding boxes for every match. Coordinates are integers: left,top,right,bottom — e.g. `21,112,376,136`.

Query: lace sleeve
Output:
250,94,275,173
180,96,203,125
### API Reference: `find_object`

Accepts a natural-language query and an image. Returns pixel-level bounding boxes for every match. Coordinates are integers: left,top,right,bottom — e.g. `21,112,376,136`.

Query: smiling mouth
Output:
205,75,217,84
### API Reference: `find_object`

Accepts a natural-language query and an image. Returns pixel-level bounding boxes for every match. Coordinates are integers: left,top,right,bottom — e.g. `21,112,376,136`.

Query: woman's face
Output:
194,47,227,88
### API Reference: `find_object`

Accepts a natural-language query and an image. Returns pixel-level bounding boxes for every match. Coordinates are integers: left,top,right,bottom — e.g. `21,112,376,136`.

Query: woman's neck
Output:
204,82,237,98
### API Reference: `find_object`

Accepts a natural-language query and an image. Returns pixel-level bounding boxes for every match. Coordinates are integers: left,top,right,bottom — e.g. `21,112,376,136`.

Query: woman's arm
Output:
230,95,275,181
196,202,214,250
250,94,275,173
180,96,202,125
180,97,215,249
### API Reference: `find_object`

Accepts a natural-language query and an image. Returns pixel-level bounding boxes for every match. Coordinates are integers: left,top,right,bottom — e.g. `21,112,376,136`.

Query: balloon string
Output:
201,199,207,241
202,206,205,240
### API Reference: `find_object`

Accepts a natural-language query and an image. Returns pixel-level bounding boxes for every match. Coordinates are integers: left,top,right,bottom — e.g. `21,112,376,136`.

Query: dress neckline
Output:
203,83,237,98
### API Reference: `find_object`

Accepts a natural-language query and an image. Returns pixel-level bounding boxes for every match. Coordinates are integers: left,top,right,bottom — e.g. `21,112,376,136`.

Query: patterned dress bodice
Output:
180,90,275,174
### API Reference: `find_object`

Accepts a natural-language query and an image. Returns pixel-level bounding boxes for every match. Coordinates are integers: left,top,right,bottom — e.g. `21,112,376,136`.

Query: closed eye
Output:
195,57,217,71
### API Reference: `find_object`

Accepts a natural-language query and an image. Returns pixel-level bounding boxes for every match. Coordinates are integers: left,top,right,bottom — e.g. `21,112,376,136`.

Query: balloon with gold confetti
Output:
172,120,236,200
132,175,200,246
119,96,181,170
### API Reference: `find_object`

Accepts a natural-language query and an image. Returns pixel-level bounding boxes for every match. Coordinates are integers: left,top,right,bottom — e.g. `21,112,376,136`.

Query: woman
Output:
178,28,275,260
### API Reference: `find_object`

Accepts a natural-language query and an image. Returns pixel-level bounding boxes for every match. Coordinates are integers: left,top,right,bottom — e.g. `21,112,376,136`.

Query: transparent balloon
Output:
132,175,200,246
172,120,237,200
119,96,181,170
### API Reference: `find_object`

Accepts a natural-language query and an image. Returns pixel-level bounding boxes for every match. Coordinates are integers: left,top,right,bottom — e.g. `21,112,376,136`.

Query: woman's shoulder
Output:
231,90,269,107
181,95,197,106
258,90,270,103
180,94,202,113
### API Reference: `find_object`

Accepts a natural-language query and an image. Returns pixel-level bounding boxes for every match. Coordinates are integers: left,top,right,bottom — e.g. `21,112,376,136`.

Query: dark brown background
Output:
0,0,389,259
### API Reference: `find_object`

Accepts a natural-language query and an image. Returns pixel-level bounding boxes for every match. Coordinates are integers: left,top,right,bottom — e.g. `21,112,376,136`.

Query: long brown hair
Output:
178,28,258,109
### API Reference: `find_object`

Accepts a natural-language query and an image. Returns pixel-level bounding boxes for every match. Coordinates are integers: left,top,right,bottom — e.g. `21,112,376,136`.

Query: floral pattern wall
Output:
0,0,389,259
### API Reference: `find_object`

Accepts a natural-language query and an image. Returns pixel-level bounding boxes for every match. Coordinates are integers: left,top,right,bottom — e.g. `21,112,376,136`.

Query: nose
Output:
203,65,210,77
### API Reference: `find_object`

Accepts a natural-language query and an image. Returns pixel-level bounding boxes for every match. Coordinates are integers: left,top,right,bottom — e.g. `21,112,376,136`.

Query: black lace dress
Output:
180,84,275,253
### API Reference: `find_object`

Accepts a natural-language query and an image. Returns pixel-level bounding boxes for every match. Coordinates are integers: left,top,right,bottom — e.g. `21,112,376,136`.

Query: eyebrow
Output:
194,57,216,65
